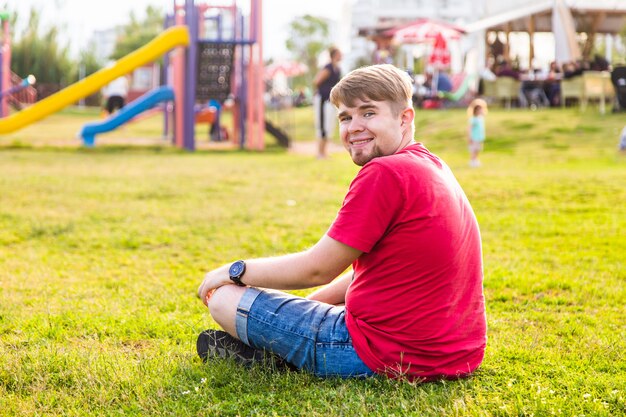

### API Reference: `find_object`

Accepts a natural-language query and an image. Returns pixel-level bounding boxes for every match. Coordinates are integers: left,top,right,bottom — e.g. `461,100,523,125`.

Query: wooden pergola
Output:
464,0,626,67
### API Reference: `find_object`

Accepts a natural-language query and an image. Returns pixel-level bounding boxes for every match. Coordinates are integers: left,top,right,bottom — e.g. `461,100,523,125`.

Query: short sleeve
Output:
327,162,404,253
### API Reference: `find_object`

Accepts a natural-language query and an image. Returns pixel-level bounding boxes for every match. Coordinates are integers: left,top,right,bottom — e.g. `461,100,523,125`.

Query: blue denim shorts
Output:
235,287,375,379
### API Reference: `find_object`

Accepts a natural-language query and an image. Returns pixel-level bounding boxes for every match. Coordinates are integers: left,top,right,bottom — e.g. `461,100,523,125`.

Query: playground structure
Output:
0,26,189,135
0,11,37,117
164,0,266,151
0,0,283,151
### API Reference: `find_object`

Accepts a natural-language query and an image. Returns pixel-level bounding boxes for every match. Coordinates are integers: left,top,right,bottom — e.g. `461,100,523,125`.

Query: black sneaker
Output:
196,329,296,371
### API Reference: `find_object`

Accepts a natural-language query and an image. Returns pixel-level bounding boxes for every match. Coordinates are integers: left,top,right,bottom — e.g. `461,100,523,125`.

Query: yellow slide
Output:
0,25,189,134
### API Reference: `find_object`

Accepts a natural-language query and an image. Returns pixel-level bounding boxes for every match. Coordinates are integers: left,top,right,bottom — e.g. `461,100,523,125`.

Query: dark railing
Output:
9,72,37,109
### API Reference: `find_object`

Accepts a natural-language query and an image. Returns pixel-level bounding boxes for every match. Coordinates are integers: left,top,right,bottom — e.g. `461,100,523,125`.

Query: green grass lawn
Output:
0,105,317,149
0,105,625,416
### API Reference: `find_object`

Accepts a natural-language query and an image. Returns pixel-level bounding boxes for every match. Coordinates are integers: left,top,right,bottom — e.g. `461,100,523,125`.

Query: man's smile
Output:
349,138,373,146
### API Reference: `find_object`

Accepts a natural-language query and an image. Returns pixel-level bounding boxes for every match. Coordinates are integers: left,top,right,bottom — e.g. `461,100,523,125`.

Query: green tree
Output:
10,8,74,87
286,15,332,86
77,48,104,78
109,6,164,60
76,47,105,106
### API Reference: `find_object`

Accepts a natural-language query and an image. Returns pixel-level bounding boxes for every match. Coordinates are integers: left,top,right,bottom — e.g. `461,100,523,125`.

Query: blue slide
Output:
80,86,175,146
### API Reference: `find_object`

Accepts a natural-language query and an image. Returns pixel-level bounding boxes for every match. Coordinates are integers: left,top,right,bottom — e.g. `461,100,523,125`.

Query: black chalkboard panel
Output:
196,42,235,102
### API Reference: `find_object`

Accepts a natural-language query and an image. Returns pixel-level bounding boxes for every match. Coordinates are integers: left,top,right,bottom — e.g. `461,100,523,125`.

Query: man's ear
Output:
400,106,415,127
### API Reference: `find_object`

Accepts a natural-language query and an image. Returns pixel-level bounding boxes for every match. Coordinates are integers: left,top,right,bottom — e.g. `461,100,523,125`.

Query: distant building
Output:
89,27,121,64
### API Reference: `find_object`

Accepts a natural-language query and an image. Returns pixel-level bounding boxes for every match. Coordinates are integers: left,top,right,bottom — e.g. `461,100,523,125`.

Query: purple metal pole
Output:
183,0,198,151
163,15,172,141
238,12,246,149
0,19,7,118
0,50,4,118
217,14,223,40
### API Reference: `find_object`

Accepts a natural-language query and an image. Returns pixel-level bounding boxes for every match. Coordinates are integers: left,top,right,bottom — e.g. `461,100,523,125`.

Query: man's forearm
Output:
239,235,360,291
242,251,337,290
198,235,361,303
305,271,353,305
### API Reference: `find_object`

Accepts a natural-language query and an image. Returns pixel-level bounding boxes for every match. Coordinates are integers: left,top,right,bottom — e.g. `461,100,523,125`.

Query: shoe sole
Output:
197,330,297,371
197,330,266,367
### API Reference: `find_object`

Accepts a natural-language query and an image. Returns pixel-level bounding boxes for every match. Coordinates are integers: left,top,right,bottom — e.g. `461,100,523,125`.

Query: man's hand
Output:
197,264,232,306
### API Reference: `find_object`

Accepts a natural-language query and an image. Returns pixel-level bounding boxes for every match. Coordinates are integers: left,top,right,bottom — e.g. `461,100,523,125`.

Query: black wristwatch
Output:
228,260,246,286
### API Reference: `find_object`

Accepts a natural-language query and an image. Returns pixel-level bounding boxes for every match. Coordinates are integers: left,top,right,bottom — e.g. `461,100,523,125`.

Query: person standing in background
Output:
619,126,626,153
102,74,130,116
313,46,342,159
467,99,487,167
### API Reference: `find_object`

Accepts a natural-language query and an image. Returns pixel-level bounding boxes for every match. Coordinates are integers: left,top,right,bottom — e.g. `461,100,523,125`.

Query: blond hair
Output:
329,64,413,116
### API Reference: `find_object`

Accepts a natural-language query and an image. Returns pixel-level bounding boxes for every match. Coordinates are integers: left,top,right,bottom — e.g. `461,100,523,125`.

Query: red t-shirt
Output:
327,143,486,381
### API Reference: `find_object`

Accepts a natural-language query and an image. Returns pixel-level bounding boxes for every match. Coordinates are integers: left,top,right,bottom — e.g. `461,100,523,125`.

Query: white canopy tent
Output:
463,0,626,70
553,0,582,64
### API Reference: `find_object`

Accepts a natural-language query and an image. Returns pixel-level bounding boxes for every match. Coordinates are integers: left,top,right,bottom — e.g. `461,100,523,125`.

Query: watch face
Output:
229,260,245,277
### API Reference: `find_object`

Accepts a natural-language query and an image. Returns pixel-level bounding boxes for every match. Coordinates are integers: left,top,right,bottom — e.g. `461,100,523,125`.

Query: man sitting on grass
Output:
197,64,487,382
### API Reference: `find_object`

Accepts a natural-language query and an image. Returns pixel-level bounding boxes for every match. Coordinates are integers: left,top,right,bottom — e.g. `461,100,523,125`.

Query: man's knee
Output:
208,285,244,323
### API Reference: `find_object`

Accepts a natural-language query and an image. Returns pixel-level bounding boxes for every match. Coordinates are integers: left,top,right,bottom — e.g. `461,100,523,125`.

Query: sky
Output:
3,0,346,60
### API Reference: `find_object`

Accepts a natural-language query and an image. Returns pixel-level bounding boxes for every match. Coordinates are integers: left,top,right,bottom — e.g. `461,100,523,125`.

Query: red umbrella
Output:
389,18,465,44
428,32,451,69
264,61,308,80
